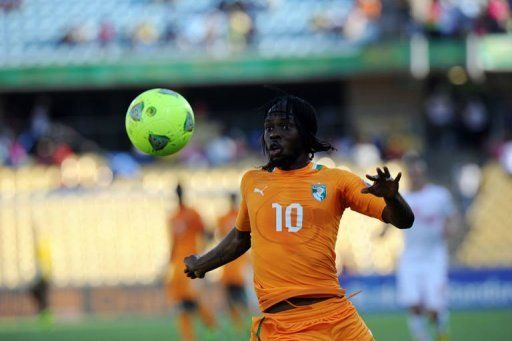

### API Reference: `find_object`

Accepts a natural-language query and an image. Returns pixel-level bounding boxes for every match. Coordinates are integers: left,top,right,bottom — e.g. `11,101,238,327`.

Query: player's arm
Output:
184,227,250,279
363,167,414,229
444,213,460,239
443,191,461,239
167,219,175,262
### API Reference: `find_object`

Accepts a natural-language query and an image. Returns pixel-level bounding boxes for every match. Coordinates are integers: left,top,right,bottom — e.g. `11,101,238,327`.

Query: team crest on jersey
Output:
312,184,327,202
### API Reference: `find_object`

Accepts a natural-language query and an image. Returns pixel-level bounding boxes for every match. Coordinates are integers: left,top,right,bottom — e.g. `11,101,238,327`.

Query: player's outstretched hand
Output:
362,166,401,199
184,255,205,279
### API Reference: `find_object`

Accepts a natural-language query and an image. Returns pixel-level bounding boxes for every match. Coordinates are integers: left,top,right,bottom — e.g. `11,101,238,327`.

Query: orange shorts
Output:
250,297,374,341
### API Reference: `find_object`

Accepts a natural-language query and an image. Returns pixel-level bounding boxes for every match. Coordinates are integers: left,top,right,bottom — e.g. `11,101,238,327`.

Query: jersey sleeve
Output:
235,172,251,232
337,170,386,221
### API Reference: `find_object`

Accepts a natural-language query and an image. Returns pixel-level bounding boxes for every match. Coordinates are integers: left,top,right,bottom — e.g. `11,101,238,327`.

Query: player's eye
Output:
264,125,273,132
281,124,289,130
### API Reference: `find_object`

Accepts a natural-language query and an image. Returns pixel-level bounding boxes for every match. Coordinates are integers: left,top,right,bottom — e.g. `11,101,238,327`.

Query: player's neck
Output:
276,154,310,171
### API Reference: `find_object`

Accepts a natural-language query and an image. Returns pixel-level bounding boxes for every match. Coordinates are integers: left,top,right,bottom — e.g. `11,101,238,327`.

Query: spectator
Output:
227,2,254,52
359,0,382,20
206,134,237,166
131,21,160,47
424,89,456,149
162,21,177,43
486,0,511,33
31,98,51,139
344,0,381,43
8,139,28,166
351,134,382,168
99,20,116,47
204,9,227,53
459,96,490,148
60,23,95,45
0,0,22,12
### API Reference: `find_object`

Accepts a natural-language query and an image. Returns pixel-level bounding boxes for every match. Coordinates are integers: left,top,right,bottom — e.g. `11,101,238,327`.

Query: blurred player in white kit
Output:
384,153,459,341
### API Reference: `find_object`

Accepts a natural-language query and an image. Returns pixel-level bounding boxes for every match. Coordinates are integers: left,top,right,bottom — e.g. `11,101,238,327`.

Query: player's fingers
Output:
195,271,204,278
366,174,378,181
376,168,385,177
383,166,391,178
361,187,370,193
394,172,402,183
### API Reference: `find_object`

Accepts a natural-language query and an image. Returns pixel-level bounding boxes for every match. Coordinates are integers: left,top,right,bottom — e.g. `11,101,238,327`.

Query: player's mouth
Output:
269,143,283,157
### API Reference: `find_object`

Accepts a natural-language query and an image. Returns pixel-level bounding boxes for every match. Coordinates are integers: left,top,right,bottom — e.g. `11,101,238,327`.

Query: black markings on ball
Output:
184,111,194,132
146,106,157,117
148,134,170,151
129,102,144,121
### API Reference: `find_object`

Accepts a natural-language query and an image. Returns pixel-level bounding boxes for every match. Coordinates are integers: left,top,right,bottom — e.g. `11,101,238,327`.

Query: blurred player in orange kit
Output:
167,183,216,341
183,95,415,340
217,193,249,329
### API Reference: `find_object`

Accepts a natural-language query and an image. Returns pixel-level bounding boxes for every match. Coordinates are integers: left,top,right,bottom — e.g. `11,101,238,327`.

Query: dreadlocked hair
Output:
261,95,335,171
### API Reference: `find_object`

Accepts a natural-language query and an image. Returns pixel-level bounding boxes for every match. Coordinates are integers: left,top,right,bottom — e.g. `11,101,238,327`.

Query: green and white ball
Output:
125,88,194,156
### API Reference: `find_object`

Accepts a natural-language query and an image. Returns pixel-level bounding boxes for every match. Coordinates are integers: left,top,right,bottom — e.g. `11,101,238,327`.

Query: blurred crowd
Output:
58,0,512,50
0,97,99,169
53,0,512,50
408,0,512,37
1,85,511,178
59,1,264,51
2,0,511,56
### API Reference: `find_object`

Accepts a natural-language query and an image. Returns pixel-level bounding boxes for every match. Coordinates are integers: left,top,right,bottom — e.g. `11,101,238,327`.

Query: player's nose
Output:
269,129,281,140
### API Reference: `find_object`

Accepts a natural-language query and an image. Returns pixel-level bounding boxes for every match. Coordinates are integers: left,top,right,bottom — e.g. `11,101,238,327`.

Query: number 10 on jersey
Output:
272,203,303,232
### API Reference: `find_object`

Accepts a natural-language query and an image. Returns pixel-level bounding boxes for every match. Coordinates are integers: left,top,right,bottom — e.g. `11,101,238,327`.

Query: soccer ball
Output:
125,88,195,156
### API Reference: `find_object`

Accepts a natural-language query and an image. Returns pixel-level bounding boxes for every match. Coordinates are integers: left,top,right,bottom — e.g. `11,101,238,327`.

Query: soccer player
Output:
217,193,249,329
184,95,414,340
167,183,216,341
393,153,458,341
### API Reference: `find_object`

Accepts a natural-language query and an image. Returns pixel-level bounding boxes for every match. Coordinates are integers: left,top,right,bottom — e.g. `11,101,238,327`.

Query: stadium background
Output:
0,0,511,340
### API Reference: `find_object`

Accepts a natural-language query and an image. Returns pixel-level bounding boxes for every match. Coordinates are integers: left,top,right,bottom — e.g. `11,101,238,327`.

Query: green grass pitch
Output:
0,310,510,340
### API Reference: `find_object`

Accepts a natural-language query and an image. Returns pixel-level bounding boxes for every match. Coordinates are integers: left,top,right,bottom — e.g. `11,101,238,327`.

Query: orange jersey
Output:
218,209,246,286
168,205,205,300
169,205,205,261
235,162,386,312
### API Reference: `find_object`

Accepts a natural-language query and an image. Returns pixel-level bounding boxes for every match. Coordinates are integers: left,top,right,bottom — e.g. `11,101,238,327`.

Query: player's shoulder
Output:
318,165,361,183
239,168,268,190
240,169,263,183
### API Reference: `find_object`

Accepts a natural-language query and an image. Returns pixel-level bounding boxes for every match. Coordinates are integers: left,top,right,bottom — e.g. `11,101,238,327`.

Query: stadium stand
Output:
0,0,363,67
2,0,509,67
457,162,512,267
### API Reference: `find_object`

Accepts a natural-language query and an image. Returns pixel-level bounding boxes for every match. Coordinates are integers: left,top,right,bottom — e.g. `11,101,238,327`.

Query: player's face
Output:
264,113,304,167
407,162,426,188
